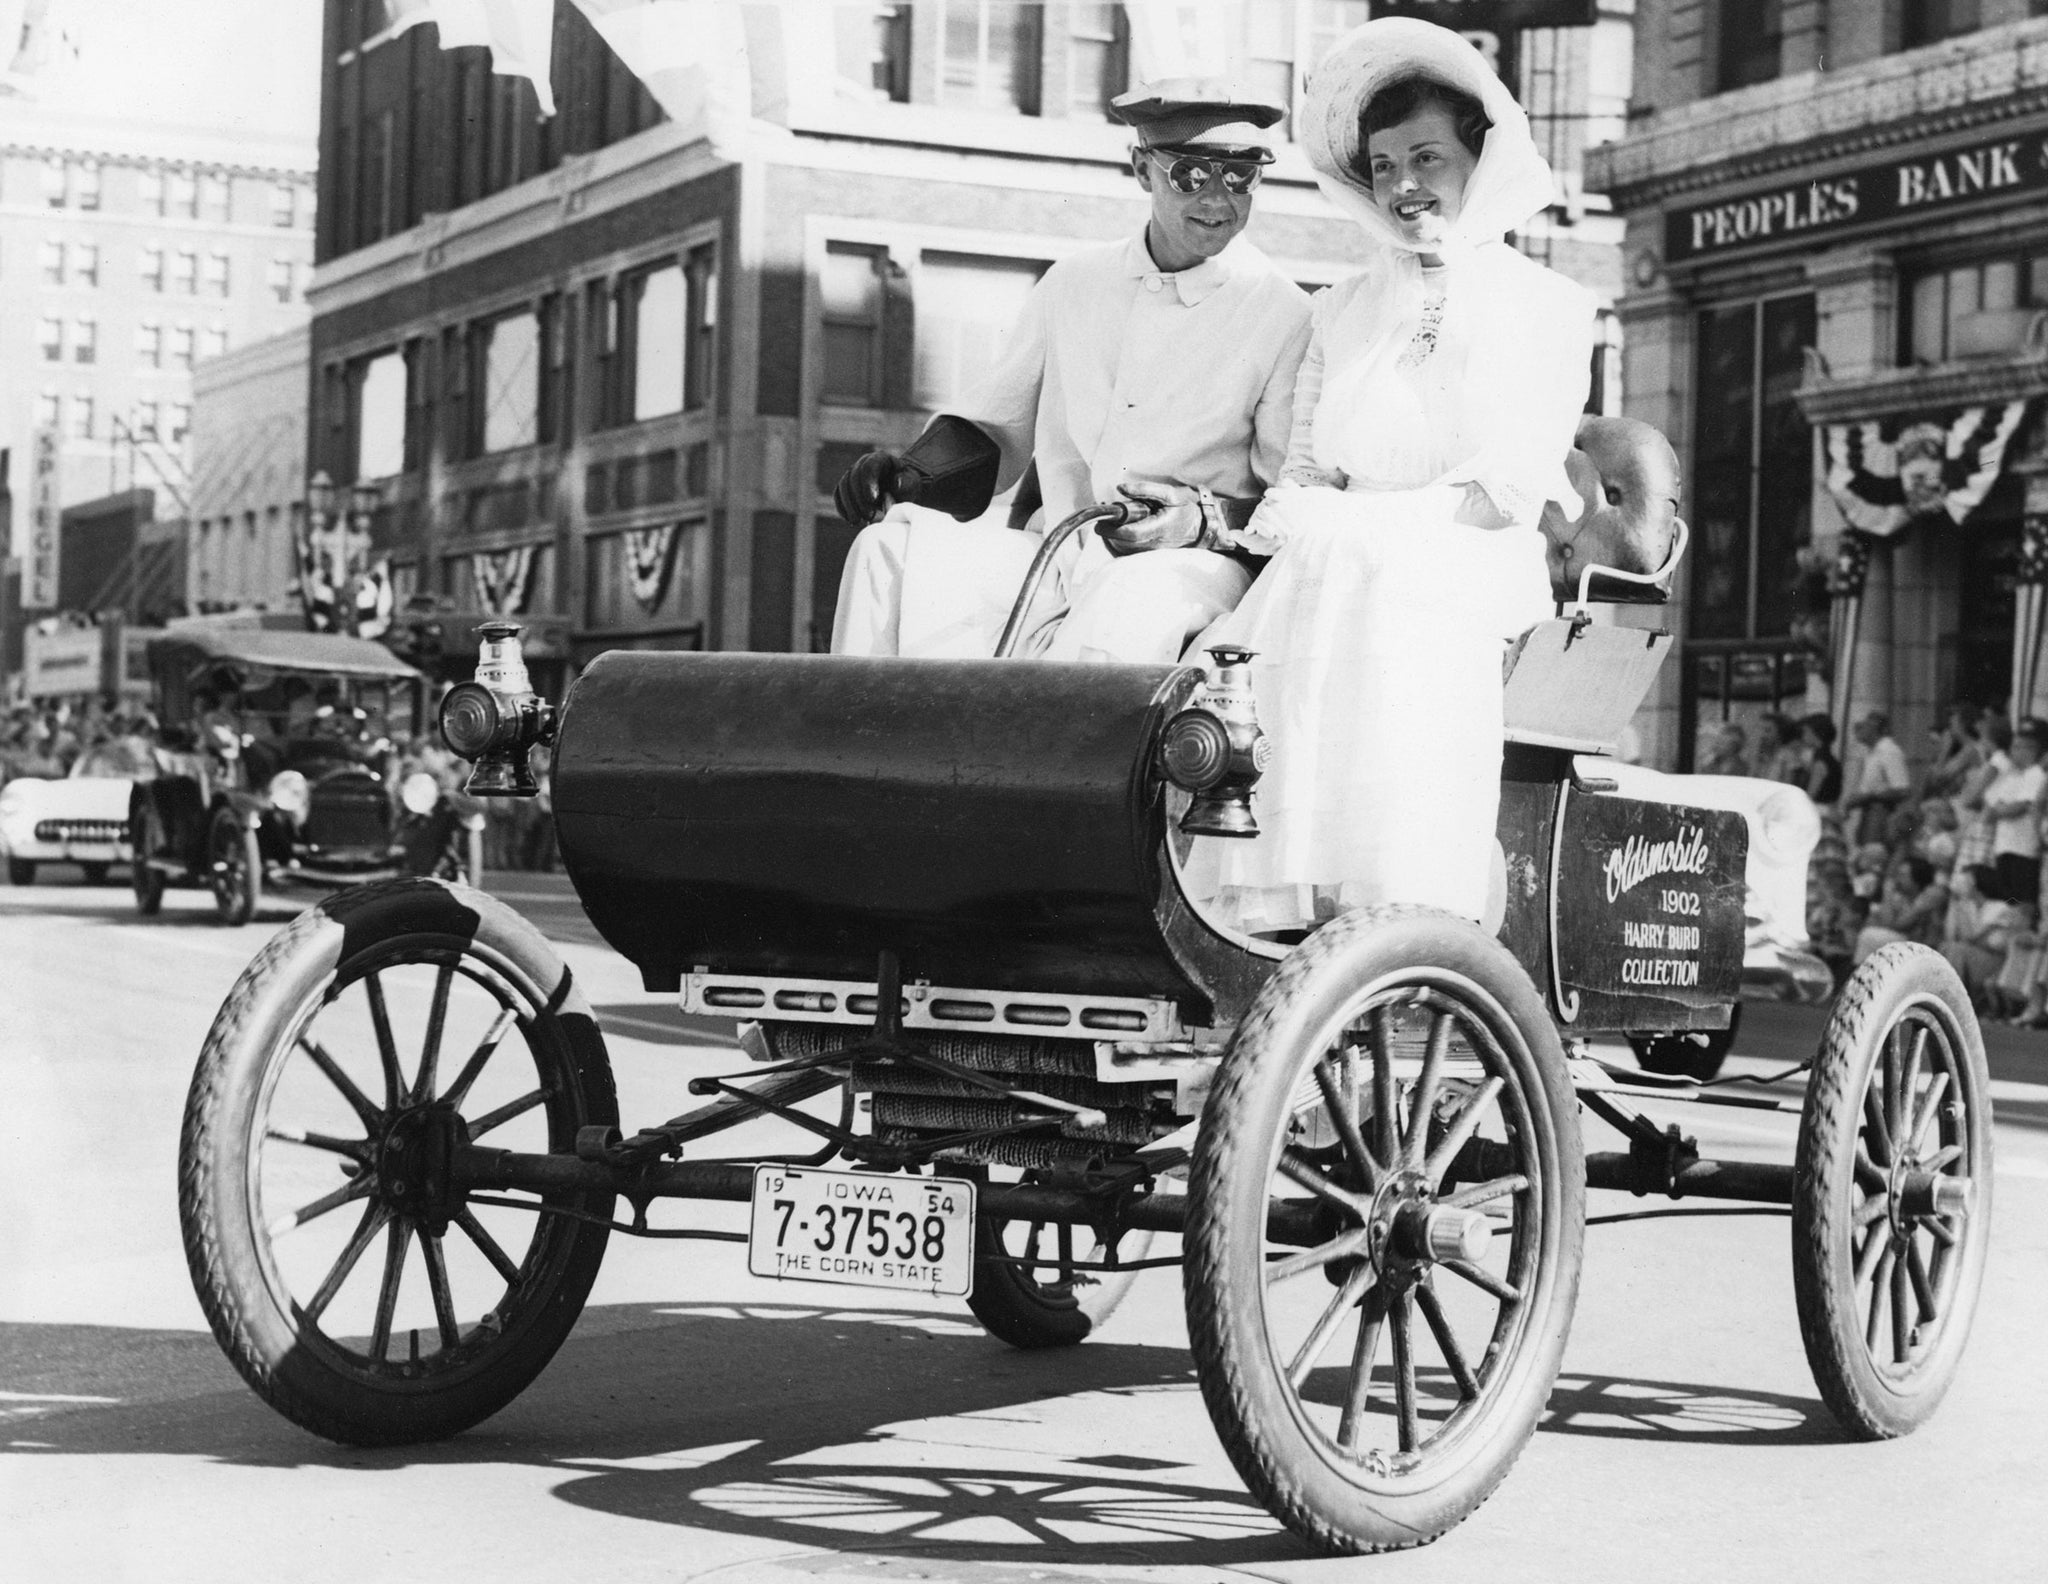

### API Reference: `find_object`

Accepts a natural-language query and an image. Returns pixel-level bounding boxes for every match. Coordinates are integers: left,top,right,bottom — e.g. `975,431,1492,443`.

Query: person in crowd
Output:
1807,855,1862,988
1981,717,2048,905
1953,712,2012,872
1191,18,1595,930
831,82,1313,664
1698,719,1750,776
1750,712,1802,783
1798,713,1843,807
1911,795,1961,870
1942,863,2025,1007
1844,709,1913,847
1852,855,1947,965
1924,700,1985,800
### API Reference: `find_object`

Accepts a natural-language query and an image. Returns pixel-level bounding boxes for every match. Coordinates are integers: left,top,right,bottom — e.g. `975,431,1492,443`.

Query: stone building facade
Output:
1590,4,2048,774
186,325,311,616
311,0,1634,677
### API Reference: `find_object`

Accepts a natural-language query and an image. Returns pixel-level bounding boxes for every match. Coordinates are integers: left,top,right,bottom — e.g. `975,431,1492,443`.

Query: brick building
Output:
312,1,1633,670
1590,4,2048,772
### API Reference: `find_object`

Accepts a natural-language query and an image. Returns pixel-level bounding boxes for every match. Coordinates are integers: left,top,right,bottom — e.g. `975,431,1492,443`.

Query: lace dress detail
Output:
1395,280,1448,370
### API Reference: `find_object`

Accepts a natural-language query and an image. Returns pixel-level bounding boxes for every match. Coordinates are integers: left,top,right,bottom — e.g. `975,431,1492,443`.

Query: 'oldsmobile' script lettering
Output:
1602,826,1710,904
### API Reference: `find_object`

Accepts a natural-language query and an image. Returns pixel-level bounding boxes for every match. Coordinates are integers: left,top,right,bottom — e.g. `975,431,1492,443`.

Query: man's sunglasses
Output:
1146,147,1269,195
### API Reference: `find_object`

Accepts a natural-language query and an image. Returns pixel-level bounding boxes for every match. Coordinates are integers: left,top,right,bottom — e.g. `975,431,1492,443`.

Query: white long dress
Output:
1196,245,1594,928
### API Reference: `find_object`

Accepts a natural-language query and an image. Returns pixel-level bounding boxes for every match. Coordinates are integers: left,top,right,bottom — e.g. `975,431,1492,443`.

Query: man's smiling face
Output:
1367,103,1479,252
1135,147,1254,272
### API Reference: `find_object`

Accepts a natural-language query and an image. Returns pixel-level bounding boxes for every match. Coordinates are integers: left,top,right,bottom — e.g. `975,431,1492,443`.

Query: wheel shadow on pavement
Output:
1,1302,1848,1563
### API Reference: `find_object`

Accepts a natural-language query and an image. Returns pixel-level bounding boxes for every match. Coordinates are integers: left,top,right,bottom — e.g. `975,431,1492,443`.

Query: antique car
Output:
0,736,154,886
176,422,1988,1555
130,626,484,923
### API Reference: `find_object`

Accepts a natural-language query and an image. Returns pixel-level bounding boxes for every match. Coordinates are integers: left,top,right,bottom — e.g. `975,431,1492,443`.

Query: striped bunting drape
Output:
474,546,538,617
1824,402,2032,538
2014,515,2048,727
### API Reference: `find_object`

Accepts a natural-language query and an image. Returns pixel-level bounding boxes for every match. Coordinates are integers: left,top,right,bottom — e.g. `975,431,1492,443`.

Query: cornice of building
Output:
1797,342,2048,424
1586,19,2048,209
191,323,312,398
0,103,315,180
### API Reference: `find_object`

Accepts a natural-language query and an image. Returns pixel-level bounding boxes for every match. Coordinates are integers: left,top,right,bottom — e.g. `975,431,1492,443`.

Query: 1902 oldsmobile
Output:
176,421,1990,1554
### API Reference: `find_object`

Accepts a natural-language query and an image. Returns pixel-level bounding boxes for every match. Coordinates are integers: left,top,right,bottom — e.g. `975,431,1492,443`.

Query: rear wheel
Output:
209,809,262,925
131,810,166,916
967,1167,1153,1349
1185,906,1584,1555
1793,944,1991,1439
8,857,34,886
179,878,617,1444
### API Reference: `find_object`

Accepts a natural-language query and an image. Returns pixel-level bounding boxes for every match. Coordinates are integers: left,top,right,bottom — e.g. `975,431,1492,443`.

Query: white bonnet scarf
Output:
1297,18,1557,268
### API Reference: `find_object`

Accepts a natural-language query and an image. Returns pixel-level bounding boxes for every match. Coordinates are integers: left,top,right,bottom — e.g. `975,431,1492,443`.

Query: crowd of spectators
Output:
1713,700,2048,1019
1,697,160,783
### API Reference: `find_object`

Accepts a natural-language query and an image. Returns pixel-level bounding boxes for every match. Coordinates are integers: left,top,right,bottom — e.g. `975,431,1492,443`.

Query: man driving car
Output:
830,79,1314,663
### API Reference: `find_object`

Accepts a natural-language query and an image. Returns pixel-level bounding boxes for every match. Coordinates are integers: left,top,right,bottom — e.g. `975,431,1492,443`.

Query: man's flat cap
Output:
1111,78,1284,149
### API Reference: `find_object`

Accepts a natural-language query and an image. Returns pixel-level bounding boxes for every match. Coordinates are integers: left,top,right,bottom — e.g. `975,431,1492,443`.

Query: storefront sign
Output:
1667,126,2048,263
25,428,59,610
23,626,104,698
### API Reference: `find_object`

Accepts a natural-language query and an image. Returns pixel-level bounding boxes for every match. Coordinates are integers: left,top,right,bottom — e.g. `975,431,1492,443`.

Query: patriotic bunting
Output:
623,522,678,611
295,518,340,634
473,546,539,617
1824,401,2032,536
2014,515,2048,726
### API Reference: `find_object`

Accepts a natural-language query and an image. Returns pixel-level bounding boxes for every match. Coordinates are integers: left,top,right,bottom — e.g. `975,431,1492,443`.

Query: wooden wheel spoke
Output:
1861,1086,1894,1166
466,1087,548,1142
1439,1256,1520,1305
1424,1076,1504,1185
270,1172,373,1238
1415,1279,1479,1401
1404,1012,1453,1170
1852,1225,1889,1287
1896,1027,1927,1137
1854,1147,1887,1193
1888,1248,1912,1364
1286,1261,1373,1390
1905,1238,1939,1327
1278,1148,1371,1218
453,1205,523,1285
265,1125,369,1161
1370,1006,1399,1170
1853,1192,1889,1230
1336,1283,1388,1452
1864,1246,1894,1352
421,1231,461,1353
369,1217,411,1363
297,1036,382,1133
1908,1072,1954,1156
1925,1143,1964,1173
1925,1213,1958,1250
1266,1227,1374,1286
442,1005,518,1110
1311,1059,1384,1193
1390,1288,1419,1453
364,972,404,1111
413,964,454,1104
1442,1173,1527,1211
301,1201,390,1324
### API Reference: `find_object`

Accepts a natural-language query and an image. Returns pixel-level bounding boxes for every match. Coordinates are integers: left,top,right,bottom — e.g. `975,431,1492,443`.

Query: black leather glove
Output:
834,449,912,528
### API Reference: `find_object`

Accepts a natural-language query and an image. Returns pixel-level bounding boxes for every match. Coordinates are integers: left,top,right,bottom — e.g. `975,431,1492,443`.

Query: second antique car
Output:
129,626,484,923
0,735,154,886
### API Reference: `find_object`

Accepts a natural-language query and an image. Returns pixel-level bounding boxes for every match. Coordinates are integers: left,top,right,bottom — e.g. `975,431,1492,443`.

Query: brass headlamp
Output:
439,621,555,797
1159,646,1268,838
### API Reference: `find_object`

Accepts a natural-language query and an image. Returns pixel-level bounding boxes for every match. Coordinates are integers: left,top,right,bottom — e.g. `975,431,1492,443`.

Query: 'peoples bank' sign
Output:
1666,127,2048,263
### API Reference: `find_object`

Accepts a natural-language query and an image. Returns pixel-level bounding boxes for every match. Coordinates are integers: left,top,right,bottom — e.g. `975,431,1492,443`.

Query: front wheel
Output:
209,809,262,925
1185,906,1584,1555
8,857,34,886
1792,944,1991,1439
178,878,619,1445
131,810,166,915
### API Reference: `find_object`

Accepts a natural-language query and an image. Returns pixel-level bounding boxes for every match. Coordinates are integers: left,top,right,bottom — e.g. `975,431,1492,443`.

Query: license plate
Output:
748,1165,977,1297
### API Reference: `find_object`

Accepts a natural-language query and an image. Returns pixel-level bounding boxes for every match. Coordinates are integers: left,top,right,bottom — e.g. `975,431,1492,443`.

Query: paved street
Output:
3,869,2044,1583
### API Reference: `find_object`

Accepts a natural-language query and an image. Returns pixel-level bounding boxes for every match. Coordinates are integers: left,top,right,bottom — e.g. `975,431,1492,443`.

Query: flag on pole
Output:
2,0,81,98
2013,515,2048,725
385,0,560,115
571,0,753,130
1826,530,1873,746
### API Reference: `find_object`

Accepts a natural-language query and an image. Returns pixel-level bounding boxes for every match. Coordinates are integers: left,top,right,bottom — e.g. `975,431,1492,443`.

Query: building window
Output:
356,350,408,479
133,400,160,441
1717,0,1783,91
171,403,190,445
913,251,1045,408
37,317,63,362
821,243,888,406
40,239,65,285
1689,293,1816,643
41,157,66,207
478,310,540,454
271,182,296,227
201,173,231,223
34,390,60,430
204,252,230,297
866,3,912,102
622,263,688,422
201,325,228,359
267,257,294,303
172,250,198,294
70,241,97,287
1903,251,2048,364
139,168,165,215
1245,4,1298,132
171,325,196,369
1903,0,1981,49
168,169,198,218
686,243,718,410
69,395,94,439
135,323,162,367
72,318,96,364
941,1,1042,116
74,162,100,212
1066,4,1128,120
140,245,165,292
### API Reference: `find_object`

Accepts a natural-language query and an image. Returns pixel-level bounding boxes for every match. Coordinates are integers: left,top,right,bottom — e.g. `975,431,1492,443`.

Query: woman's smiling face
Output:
1366,104,1479,250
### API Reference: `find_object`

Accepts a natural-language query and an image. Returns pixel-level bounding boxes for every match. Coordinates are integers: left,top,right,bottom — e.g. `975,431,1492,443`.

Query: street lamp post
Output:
300,471,380,634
